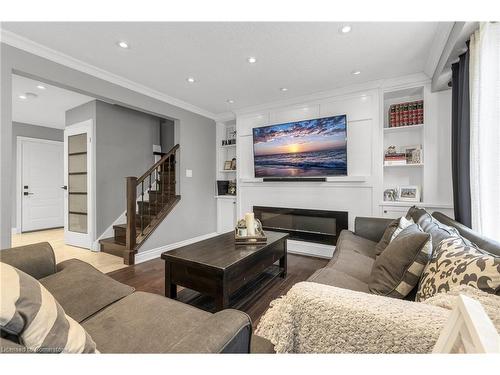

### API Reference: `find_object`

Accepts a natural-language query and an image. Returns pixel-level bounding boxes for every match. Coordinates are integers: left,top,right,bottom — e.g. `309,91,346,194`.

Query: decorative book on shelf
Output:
388,100,423,128
384,145,422,166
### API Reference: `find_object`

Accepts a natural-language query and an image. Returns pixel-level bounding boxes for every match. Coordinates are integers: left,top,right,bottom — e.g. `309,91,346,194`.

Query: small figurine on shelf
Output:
386,145,397,155
228,180,236,195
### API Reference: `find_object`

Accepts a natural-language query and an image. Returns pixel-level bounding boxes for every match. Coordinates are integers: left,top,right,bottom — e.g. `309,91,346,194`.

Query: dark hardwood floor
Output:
108,253,328,325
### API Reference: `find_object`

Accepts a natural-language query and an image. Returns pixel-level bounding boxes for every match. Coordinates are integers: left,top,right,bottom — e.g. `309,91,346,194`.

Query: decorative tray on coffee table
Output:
234,227,267,244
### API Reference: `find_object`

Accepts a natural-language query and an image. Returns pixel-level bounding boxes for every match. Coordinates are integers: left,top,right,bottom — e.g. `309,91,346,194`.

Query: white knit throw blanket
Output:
255,282,449,353
256,282,500,353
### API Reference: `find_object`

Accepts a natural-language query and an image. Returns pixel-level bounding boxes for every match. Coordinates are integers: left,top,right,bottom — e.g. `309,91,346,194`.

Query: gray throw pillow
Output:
406,206,473,250
374,218,399,257
369,224,432,299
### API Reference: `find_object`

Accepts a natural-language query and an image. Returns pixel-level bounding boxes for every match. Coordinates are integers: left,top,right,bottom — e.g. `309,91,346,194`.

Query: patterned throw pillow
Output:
416,238,500,302
0,262,98,353
369,224,432,299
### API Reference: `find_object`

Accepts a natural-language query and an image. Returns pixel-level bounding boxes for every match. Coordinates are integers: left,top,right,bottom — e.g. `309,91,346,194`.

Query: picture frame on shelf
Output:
223,161,232,170
404,145,422,164
383,188,397,201
397,185,421,202
230,158,236,170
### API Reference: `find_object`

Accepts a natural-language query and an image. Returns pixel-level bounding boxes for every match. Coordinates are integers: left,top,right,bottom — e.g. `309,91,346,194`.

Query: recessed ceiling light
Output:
226,99,235,104
18,94,27,100
117,41,129,49
36,84,46,90
351,70,361,75
340,25,352,34
186,77,195,83
280,87,288,92
247,57,257,64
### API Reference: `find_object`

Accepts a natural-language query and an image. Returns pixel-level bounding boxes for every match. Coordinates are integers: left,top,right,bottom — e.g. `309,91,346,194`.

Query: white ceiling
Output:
3,22,446,115
12,74,94,129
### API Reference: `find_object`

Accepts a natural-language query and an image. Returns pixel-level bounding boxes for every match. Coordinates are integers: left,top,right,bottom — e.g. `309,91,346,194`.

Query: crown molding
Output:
1,29,217,120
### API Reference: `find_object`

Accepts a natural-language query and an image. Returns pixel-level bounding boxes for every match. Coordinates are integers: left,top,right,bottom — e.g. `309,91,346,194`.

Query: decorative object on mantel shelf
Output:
235,213,267,244
223,160,232,170
230,157,237,170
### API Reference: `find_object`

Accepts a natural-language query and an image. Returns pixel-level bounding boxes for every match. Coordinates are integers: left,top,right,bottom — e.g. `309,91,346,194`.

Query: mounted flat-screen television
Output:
252,114,347,178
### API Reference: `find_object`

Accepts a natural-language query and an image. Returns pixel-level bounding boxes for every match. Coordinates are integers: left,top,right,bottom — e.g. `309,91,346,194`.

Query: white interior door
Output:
21,138,64,232
64,121,94,249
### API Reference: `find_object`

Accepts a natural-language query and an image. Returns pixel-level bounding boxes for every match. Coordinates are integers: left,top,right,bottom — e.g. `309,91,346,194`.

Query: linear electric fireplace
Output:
253,206,348,245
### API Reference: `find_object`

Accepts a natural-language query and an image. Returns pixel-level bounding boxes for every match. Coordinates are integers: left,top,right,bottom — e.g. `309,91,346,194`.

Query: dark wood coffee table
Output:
161,230,288,311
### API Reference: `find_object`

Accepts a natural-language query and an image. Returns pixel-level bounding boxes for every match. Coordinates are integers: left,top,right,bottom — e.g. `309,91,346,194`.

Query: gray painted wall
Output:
95,101,160,236
11,122,64,229
160,119,175,152
66,100,161,236
65,100,96,126
1,43,216,250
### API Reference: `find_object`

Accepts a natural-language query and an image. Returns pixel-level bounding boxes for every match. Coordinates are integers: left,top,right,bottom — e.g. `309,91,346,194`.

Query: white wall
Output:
235,79,454,240
236,89,381,231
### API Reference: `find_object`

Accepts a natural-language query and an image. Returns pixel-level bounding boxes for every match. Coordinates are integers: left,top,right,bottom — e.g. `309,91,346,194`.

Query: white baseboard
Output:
12,227,19,235
287,239,335,259
135,232,219,264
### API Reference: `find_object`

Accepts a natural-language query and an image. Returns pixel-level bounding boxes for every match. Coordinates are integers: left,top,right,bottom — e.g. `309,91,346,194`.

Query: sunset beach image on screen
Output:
252,115,347,177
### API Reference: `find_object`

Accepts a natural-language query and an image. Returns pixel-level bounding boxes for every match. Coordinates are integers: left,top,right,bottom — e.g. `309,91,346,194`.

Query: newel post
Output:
126,176,137,255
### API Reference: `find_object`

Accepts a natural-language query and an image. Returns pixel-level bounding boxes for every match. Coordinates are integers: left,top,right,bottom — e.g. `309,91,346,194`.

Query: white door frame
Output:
16,136,64,233
64,120,96,250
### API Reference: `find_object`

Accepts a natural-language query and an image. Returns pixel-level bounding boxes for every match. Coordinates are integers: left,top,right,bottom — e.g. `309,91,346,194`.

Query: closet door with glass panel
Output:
64,121,93,249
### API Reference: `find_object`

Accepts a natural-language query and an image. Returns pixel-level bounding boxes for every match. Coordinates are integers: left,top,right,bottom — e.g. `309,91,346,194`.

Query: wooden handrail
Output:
137,144,179,184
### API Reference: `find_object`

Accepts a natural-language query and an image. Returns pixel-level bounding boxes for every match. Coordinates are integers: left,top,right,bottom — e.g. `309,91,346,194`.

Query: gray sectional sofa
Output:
308,211,500,297
0,243,263,353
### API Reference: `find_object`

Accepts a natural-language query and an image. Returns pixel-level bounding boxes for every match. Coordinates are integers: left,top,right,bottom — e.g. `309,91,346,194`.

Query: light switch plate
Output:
186,169,193,178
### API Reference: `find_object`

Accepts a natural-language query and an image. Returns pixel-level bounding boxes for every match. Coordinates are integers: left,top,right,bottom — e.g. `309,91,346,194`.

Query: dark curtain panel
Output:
451,47,471,227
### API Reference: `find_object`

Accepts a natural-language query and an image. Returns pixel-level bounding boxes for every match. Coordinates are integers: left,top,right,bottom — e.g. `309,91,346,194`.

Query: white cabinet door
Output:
217,199,236,233
381,206,408,219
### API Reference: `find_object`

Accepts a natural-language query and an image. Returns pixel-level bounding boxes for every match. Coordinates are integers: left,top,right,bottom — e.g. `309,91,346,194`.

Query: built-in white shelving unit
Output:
215,120,238,233
382,84,425,206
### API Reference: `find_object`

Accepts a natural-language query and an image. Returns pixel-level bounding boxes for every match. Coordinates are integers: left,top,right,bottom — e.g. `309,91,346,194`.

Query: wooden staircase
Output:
99,144,181,265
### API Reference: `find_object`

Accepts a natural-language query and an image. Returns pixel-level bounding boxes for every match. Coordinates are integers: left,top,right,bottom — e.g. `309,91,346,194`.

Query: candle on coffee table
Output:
245,212,255,236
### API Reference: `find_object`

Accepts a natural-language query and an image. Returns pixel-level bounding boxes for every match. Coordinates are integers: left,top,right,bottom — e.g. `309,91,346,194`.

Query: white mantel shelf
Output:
240,176,367,183
379,201,453,209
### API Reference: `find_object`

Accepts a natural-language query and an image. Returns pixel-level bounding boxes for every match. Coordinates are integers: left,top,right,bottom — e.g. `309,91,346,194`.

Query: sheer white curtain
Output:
469,22,500,241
